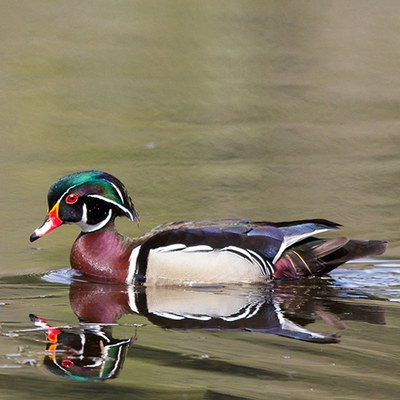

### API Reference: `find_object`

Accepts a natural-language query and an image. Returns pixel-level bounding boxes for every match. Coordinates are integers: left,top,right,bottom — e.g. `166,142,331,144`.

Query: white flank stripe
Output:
246,249,268,276
220,246,254,266
222,246,271,277
181,245,213,252
221,303,258,321
153,244,213,253
126,246,141,284
222,246,253,259
153,244,187,253
180,314,212,321
152,311,185,320
245,302,264,319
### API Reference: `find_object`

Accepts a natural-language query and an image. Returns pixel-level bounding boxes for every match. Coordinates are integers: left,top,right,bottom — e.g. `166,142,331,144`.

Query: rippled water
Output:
331,260,400,301
0,260,399,399
1,1,400,399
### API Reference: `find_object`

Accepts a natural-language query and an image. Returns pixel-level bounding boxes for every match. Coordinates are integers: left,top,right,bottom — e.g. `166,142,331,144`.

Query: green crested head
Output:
30,170,139,241
48,170,137,220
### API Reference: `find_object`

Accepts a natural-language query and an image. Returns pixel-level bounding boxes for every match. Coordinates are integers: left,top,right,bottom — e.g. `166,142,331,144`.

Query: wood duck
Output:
30,170,387,285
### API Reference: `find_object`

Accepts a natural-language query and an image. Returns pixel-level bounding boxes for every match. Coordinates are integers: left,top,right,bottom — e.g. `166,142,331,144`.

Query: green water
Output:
1,1,400,398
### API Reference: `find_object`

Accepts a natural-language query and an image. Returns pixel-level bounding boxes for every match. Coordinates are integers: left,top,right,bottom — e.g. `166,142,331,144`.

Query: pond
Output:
1,1,400,399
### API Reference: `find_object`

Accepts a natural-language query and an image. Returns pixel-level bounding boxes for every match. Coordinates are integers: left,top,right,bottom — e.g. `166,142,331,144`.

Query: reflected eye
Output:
61,359,74,368
65,194,79,204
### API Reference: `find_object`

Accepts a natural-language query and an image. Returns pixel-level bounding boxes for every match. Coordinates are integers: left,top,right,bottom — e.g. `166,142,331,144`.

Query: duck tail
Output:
272,238,388,279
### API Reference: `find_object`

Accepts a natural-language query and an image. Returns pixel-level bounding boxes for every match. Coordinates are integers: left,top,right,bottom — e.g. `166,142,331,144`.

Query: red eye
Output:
61,359,74,368
65,194,79,204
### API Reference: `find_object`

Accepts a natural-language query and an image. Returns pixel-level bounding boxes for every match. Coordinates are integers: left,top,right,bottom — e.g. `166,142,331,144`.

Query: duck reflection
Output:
30,313,133,381
32,280,385,381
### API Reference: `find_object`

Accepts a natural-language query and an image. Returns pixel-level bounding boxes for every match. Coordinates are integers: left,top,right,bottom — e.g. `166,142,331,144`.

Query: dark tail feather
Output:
273,238,388,279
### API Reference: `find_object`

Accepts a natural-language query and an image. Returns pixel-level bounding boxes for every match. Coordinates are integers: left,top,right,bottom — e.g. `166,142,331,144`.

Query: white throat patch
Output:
78,203,113,233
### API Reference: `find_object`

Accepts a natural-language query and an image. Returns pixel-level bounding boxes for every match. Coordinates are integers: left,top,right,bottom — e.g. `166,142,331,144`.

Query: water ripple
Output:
330,259,400,301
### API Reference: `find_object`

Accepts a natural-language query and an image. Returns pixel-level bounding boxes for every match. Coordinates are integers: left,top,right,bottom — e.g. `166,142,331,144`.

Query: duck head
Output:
30,170,139,242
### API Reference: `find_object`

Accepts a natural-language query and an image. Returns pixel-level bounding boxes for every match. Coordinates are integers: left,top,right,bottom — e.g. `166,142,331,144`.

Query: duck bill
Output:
30,203,63,242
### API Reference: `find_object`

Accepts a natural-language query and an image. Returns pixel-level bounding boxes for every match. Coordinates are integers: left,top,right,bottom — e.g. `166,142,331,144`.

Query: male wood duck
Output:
30,170,387,285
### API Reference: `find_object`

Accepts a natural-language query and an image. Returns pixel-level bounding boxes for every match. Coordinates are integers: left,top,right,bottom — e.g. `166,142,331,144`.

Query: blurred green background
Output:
1,1,399,278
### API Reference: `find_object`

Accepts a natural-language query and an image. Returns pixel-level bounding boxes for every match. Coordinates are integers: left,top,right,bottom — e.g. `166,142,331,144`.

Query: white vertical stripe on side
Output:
127,284,139,314
126,246,141,284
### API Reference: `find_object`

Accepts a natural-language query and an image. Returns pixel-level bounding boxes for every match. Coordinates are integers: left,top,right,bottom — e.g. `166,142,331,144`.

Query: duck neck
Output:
71,223,136,283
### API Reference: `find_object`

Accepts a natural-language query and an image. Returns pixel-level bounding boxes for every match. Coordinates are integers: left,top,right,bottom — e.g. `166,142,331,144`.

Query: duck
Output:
30,170,387,285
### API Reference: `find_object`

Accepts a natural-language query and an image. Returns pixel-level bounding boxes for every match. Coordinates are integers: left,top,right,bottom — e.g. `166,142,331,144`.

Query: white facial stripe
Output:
52,181,133,233
78,207,113,233
87,194,134,221
52,183,80,210
81,203,88,224
107,180,125,205
54,181,133,218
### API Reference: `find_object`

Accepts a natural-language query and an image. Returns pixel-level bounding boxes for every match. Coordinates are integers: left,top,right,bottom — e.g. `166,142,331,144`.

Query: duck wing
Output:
138,218,340,260
132,219,341,283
